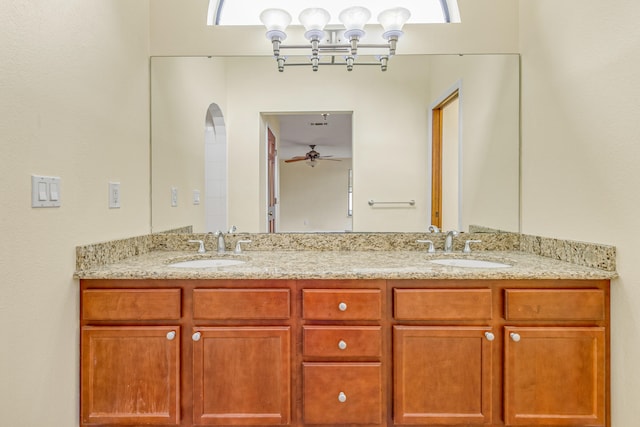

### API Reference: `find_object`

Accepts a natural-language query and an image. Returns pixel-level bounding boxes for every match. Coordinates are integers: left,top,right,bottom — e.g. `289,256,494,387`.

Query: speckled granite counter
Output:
75,249,616,281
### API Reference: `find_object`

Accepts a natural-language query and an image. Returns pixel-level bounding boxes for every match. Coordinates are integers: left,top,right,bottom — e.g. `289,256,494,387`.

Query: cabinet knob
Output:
192,331,202,342
338,340,347,350
338,392,347,403
484,331,495,341
338,302,348,312
166,331,176,341
510,332,521,342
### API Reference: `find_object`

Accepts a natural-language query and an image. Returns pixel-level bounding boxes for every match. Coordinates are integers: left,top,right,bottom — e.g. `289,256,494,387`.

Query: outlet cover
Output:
171,187,178,207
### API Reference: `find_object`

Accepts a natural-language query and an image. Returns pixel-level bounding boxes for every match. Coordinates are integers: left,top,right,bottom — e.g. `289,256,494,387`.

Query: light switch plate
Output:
171,187,178,207
109,182,121,209
193,190,200,205
31,175,61,208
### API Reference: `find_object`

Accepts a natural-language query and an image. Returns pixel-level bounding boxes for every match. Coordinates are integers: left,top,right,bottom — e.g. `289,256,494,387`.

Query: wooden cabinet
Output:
301,284,384,425
393,288,494,425
192,326,291,425
503,289,607,426
80,288,182,425
80,278,609,427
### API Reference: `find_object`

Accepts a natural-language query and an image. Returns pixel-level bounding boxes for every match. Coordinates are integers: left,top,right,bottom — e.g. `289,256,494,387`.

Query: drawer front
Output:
394,289,492,320
82,289,181,321
303,326,382,358
303,362,382,424
505,289,605,321
302,289,382,320
193,289,290,320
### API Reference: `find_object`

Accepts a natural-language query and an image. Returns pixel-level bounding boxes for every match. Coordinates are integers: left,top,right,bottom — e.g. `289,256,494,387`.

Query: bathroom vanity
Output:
77,246,613,427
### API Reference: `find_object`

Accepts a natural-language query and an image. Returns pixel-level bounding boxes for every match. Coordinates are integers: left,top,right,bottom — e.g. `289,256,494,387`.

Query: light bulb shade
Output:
339,6,371,31
377,7,411,32
299,8,331,32
260,8,292,32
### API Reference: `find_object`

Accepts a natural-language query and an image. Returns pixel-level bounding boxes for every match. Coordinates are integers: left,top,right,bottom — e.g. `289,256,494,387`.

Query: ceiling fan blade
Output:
284,157,307,163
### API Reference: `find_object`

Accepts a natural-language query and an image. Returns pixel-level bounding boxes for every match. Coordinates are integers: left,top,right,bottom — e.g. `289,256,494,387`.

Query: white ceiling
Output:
277,112,352,159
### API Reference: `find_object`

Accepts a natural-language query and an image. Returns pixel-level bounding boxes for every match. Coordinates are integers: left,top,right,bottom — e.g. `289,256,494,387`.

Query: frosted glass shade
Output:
259,8,292,32
338,6,371,31
377,7,411,32
298,8,331,31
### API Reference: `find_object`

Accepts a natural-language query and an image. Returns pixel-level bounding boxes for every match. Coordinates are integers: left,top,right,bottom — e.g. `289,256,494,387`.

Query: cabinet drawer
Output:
505,289,605,321
302,289,381,320
303,362,382,424
82,289,181,321
303,326,382,358
193,289,290,320
394,289,492,320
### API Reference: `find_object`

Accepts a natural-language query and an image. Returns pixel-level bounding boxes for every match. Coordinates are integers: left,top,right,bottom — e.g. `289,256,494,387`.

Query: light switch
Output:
38,182,48,201
31,175,61,208
49,182,59,201
193,190,200,205
109,182,121,209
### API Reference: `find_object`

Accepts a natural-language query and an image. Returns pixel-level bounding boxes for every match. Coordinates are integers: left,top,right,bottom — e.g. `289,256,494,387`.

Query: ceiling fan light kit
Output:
259,6,410,72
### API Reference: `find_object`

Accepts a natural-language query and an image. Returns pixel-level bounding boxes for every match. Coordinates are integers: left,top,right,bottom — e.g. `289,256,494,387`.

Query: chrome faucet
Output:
444,230,459,253
213,231,226,254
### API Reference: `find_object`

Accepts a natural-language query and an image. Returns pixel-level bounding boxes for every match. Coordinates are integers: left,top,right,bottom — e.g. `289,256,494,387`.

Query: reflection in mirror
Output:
150,54,519,234
268,112,353,232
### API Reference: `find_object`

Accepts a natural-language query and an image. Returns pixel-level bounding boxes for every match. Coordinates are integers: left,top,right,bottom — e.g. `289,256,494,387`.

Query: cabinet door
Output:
504,326,606,426
192,327,291,425
81,326,180,425
393,326,493,425
303,362,382,425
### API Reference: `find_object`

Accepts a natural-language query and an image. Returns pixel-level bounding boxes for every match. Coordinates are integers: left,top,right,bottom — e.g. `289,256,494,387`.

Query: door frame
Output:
429,81,462,230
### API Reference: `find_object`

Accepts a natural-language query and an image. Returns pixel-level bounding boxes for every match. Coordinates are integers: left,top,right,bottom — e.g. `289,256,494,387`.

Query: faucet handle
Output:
463,240,482,253
234,239,252,254
228,225,237,233
428,225,440,233
416,240,435,253
188,239,206,254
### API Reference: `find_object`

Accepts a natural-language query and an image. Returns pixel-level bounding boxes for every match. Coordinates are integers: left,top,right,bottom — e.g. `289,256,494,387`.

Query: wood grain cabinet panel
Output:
303,362,382,425
505,289,605,321
302,289,382,320
82,289,181,320
81,326,180,425
193,288,290,320
192,326,291,425
504,326,606,426
303,326,382,358
394,288,492,320
393,326,493,425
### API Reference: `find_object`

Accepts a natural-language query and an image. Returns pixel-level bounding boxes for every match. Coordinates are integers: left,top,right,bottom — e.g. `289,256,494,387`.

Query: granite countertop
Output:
75,249,617,281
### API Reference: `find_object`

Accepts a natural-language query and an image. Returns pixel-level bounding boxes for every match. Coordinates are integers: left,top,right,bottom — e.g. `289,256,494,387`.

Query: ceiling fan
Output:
284,145,341,167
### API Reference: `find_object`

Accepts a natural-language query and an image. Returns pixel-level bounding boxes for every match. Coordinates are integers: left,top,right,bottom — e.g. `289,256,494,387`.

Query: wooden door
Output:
504,326,606,426
267,128,277,232
393,326,493,425
192,326,291,425
81,326,180,425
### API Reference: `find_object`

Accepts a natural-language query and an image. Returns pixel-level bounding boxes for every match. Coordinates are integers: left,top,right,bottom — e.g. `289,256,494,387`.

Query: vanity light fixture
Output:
259,6,411,72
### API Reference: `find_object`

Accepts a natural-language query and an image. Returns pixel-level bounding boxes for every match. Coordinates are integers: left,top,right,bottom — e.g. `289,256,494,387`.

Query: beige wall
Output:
151,56,227,232
279,159,353,232
519,1,640,424
0,0,151,425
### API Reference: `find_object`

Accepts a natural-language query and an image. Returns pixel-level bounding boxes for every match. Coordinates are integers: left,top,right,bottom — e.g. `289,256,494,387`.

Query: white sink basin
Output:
429,258,511,269
168,259,246,268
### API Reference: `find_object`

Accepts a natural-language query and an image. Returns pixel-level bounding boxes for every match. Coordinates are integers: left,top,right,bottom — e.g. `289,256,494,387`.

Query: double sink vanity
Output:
76,231,615,427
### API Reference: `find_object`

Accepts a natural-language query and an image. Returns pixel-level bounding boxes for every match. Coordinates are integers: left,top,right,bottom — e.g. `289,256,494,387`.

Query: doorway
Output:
205,103,227,232
431,88,460,231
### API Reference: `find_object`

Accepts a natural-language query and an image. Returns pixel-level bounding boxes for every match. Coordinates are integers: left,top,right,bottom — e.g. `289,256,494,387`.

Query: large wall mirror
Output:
151,54,520,234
